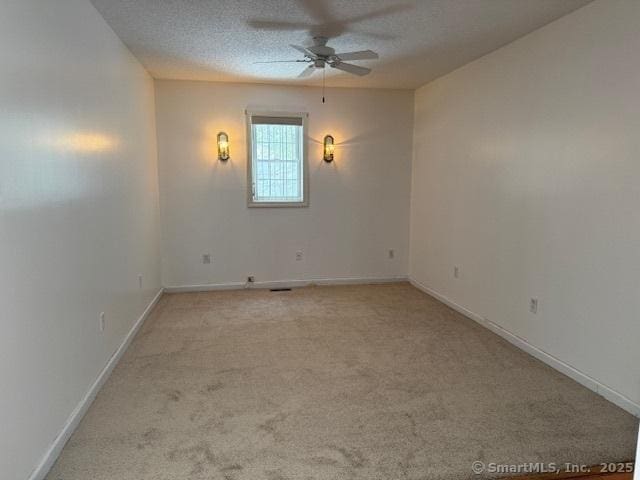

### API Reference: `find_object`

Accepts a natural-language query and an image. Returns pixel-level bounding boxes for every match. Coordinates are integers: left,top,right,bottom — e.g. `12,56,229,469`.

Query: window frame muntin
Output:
245,110,309,208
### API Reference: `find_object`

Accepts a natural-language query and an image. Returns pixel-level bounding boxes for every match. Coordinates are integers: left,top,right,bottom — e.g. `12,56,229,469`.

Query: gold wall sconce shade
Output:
217,131,230,161
323,134,334,162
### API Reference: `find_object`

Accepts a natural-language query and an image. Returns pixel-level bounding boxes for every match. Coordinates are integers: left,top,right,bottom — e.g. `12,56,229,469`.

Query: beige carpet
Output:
47,283,637,480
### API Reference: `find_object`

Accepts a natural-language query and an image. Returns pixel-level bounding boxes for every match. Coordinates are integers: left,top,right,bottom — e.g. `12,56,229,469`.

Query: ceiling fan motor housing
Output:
308,45,335,57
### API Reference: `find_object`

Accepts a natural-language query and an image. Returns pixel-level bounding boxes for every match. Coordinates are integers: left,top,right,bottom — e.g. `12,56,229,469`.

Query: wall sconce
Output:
217,131,230,161
323,134,334,162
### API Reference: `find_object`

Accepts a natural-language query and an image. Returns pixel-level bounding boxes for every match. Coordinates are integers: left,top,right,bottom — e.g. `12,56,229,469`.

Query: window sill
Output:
247,200,309,208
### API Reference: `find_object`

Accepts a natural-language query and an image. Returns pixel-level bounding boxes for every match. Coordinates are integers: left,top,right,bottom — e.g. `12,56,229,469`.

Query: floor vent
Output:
270,288,292,292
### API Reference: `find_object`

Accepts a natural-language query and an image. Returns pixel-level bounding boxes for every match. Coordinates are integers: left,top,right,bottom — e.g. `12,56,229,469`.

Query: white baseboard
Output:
313,276,408,286
28,288,164,480
164,282,247,292
635,426,640,480
163,276,408,293
409,277,640,418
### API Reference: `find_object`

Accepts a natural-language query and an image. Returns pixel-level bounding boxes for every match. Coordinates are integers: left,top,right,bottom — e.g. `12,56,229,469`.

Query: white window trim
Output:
245,109,309,208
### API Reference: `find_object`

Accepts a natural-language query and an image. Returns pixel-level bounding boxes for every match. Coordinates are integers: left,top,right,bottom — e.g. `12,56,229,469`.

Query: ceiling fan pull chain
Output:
322,68,326,104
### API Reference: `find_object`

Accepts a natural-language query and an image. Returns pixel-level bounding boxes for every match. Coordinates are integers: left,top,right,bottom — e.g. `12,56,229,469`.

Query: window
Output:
246,111,308,207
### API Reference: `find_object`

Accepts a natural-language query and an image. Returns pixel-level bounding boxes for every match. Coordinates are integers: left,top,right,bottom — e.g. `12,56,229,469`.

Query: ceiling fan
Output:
256,36,379,78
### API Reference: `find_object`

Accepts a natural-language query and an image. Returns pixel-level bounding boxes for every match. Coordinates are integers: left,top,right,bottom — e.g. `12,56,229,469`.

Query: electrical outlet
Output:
202,254,211,264
247,276,255,283
138,274,143,289
454,266,460,279
295,250,303,261
388,249,395,259
529,298,538,314
99,312,105,332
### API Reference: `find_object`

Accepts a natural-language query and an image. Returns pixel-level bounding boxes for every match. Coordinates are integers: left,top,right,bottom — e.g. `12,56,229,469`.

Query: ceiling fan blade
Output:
290,44,315,57
350,29,397,41
330,62,371,76
335,50,379,61
253,60,308,64
299,0,334,23
248,20,310,31
298,65,316,78
343,4,412,25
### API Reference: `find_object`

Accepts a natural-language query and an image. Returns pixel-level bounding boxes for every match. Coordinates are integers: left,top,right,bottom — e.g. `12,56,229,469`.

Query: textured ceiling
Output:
90,0,591,89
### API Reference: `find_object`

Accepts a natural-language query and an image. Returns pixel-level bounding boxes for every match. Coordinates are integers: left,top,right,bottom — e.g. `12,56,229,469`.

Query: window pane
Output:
251,122,304,203
285,180,297,197
285,161,295,179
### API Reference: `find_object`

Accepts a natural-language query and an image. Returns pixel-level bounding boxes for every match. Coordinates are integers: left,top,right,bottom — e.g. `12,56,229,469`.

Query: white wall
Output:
410,0,640,411
155,81,413,288
0,1,162,478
